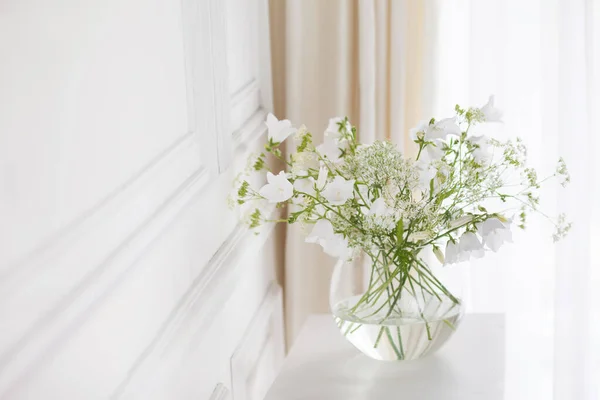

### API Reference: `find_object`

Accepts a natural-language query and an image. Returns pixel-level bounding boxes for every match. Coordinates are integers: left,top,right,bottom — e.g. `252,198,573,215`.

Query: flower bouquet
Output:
232,96,570,360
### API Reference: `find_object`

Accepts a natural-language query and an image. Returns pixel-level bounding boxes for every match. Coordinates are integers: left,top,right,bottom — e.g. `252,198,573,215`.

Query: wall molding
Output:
230,283,284,400
209,383,231,400
232,108,268,153
0,132,212,395
112,216,276,398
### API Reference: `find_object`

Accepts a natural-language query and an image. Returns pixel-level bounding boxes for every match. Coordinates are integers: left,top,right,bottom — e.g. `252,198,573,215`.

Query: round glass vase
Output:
330,254,465,361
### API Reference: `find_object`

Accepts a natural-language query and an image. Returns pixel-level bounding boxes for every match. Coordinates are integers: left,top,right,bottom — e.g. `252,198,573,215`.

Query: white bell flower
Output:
316,165,328,191
458,232,485,260
322,235,352,259
325,117,352,140
293,175,316,197
410,120,429,140
322,176,355,206
293,166,328,197
258,171,293,203
415,160,437,191
266,113,296,143
305,219,351,260
469,135,493,165
480,95,503,122
316,138,342,163
426,117,461,140
305,219,335,244
477,217,513,252
410,118,460,141
445,240,460,265
421,140,445,161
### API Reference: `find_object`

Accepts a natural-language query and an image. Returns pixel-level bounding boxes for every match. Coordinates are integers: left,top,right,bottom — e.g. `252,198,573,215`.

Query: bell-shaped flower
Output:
477,217,513,252
480,95,503,122
410,120,429,140
411,118,460,141
316,165,328,191
325,117,352,140
426,117,461,140
445,240,460,265
421,140,446,161
322,176,355,206
316,138,342,163
306,219,335,245
266,113,296,143
305,219,351,259
469,135,493,165
458,232,485,260
415,160,437,191
322,235,352,259
258,171,294,203
293,166,328,197
293,174,316,197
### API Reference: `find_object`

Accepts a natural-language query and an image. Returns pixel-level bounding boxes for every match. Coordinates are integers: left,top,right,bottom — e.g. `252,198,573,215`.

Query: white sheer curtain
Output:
430,0,600,398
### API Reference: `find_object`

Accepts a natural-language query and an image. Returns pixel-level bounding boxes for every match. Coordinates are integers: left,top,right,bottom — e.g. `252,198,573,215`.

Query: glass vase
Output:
330,253,465,361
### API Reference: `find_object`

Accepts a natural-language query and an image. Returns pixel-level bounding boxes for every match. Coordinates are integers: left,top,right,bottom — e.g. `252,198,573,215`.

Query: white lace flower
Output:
365,198,395,230
477,218,512,252
445,240,460,265
290,151,319,174
266,113,296,143
316,138,342,163
322,176,355,205
258,171,293,203
368,198,393,217
458,232,485,260
480,95,503,122
469,135,493,165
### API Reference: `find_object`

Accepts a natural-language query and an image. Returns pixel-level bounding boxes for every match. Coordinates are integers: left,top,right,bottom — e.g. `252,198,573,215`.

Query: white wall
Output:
0,0,283,398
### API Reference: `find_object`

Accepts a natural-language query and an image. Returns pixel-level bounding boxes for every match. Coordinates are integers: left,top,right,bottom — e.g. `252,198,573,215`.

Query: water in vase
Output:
333,294,462,361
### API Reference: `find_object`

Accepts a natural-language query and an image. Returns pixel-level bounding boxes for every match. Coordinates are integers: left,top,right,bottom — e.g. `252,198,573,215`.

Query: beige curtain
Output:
269,0,432,346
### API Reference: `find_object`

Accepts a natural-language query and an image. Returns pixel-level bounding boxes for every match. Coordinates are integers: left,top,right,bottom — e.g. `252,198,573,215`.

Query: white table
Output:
264,314,504,399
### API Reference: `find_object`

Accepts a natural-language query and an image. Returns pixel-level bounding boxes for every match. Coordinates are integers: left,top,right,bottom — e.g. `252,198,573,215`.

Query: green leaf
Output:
396,219,404,245
296,132,312,152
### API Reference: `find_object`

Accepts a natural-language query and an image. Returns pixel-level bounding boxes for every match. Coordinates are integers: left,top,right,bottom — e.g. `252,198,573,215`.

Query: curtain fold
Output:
270,3,599,397
269,0,428,346
431,0,600,398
